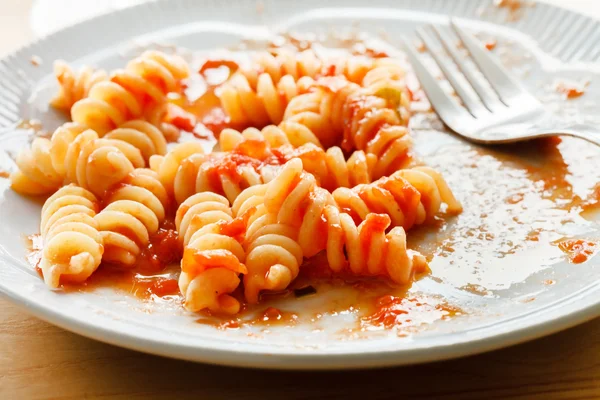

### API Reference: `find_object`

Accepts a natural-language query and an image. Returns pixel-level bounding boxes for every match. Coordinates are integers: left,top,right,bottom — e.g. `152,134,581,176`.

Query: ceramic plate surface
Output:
2,0,600,369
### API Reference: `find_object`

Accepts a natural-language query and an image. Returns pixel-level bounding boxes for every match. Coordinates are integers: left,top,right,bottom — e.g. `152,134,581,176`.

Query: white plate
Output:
2,0,600,369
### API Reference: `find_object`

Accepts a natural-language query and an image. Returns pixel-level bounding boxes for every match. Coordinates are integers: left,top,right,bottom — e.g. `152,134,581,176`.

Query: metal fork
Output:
402,21,600,146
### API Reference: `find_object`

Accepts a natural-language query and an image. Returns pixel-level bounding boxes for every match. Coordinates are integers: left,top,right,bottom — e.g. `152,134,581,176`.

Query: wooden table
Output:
2,1,600,399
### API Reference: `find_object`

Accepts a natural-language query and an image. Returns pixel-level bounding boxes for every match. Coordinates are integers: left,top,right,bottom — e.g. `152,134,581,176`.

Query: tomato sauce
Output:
557,239,597,264
484,40,497,51
555,81,586,99
173,58,242,137
361,295,461,331
136,221,180,275
495,0,524,12
64,266,181,301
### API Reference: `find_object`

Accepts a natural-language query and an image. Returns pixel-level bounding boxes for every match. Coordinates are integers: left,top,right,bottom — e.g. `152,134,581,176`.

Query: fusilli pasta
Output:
176,192,247,314
150,141,206,199
11,120,168,196
322,205,427,284
71,51,189,134
221,128,376,191
233,184,303,303
264,158,334,257
63,129,144,198
219,70,314,127
16,46,464,316
39,185,104,287
284,76,413,177
333,166,463,230
95,168,169,266
50,61,108,111
153,140,275,205
10,123,87,195
219,121,323,151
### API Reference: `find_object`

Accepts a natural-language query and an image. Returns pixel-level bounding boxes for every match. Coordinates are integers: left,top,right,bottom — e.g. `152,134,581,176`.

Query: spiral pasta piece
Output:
71,50,189,134
323,205,427,284
221,127,376,191
104,120,168,162
264,158,334,257
220,69,315,127
9,123,88,195
50,61,108,111
11,119,166,195
220,121,322,151
149,141,205,198
193,152,269,204
333,166,462,231
39,185,104,288
95,168,169,267
283,75,412,177
62,129,144,198
176,192,247,314
160,138,279,205
246,49,378,87
360,57,408,92
233,184,303,303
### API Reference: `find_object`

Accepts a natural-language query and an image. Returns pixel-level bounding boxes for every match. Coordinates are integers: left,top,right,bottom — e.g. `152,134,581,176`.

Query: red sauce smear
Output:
362,295,460,330
136,221,181,275
201,107,230,135
495,0,524,12
27,220,183,300
165,103,197,131
65,267,181,301
198,59,240,76
172,58,242,136
556,82,586,99
484,40,497,51
219,211,254,242
182,248,247,275
557,239,597,264
0,170,10,178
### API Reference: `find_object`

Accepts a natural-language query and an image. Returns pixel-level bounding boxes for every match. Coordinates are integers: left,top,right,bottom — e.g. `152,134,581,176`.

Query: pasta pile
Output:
14,48,462,315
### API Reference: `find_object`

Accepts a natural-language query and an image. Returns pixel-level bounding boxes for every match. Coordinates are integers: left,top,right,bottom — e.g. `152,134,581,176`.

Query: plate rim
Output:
2,0,600,369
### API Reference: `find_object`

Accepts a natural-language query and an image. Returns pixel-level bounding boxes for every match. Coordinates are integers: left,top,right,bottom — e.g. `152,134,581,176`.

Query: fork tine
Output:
450,20,527,104
400,37,471,131
431,25,504,113
416,28,488,118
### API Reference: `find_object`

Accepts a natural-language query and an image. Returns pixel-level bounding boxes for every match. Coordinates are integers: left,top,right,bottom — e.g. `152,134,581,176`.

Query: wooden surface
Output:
2,1,600,399
2,300,600,399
